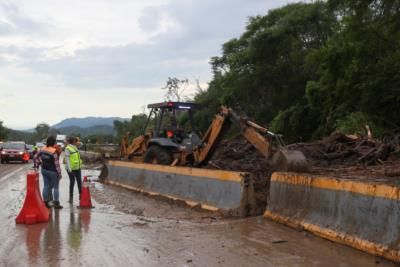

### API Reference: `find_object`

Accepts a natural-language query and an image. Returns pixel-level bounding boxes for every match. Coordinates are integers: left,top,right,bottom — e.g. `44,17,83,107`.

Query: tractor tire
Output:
143,145,173,165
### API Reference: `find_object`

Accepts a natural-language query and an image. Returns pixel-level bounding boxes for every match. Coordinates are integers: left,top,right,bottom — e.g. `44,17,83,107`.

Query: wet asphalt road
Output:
0,161,396,267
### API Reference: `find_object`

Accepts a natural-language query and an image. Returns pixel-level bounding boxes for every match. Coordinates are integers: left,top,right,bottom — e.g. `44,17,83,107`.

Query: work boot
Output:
44,201,51,208
53,201,63,209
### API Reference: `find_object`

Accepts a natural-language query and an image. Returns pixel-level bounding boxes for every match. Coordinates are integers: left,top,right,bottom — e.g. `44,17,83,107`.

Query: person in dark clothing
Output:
65,136,82,204
34,136,63,209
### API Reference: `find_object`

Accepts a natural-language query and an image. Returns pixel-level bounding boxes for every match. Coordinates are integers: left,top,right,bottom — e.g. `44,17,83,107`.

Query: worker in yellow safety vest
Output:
65,136,83,204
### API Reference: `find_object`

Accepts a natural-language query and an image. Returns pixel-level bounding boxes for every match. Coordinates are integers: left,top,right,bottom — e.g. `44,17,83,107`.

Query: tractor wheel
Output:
144,146,173,165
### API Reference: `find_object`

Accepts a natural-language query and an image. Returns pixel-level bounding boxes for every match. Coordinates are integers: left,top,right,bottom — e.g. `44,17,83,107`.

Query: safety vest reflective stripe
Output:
66,145,82,170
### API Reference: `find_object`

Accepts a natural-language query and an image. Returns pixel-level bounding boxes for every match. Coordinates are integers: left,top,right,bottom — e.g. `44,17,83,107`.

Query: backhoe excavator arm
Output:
195,106,309,172
120,133,151,159
195,106,274,166
194,106,231,165
227,107,273,158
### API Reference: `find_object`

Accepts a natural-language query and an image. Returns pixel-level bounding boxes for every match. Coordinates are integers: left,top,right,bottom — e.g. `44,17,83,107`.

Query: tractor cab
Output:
145,102,199,142
142,101,202,165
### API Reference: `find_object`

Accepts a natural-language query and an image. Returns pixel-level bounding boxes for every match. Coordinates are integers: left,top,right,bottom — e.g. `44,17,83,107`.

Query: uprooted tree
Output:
162,77,189,102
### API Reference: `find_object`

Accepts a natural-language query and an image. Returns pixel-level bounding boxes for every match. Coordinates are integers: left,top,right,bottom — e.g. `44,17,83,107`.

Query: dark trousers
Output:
67,169,82,200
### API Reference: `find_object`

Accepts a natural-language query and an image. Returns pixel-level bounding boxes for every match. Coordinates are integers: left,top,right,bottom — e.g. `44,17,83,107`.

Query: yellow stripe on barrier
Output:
108,160,246,182
272,173,400,200
264,210,400,263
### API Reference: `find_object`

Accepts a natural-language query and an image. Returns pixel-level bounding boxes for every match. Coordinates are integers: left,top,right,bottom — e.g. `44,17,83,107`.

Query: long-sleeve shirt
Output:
34,146,62,177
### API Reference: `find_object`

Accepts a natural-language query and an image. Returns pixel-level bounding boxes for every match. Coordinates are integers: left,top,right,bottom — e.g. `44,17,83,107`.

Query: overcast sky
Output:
0,0,299,129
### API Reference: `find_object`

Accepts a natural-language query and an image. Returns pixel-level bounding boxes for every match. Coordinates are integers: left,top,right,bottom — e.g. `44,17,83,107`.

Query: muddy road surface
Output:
0,161,395,267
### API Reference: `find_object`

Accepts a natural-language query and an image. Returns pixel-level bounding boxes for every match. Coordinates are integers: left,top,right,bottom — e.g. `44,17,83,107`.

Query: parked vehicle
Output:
0,142,30,163
56,134,67,150
35,142,45,149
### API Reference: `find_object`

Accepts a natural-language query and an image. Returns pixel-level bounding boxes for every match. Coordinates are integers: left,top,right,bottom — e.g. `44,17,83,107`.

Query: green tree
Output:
0,121,8,140
35,123,50,140
114,114,148,143
83,134,114,144
49,128,60,136
195,0,400,141
6,129,36,143
196,2,336,140
302,0,400,138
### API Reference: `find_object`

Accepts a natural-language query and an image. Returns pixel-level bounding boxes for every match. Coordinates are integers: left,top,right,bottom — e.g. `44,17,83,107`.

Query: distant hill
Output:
52,117,128,129
6,129,36,144
57,125,115,137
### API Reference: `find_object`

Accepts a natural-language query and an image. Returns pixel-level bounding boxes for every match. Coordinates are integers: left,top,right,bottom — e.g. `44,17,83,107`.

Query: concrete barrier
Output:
264,172,400,262
102,160,256,217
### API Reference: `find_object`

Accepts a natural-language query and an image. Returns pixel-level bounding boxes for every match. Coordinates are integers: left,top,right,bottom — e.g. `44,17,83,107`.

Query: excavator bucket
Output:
271,149,309,172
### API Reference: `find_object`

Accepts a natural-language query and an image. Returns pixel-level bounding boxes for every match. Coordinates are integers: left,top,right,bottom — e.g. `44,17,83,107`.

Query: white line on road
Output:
0,166,28,183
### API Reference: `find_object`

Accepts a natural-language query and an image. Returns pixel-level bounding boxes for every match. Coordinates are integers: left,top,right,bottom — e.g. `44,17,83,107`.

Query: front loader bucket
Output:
271,149,309,172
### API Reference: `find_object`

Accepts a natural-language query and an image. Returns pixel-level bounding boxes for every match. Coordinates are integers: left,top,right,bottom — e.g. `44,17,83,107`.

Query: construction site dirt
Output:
1,162,396,266
204,132,400,214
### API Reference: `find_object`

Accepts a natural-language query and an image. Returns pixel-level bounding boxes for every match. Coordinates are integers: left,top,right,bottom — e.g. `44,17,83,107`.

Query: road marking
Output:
0,166,27,183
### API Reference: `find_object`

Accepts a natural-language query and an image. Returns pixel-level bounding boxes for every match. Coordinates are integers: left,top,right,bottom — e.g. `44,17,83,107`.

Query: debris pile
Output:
206,139,273,212
205,132,400,213
288,132,397,167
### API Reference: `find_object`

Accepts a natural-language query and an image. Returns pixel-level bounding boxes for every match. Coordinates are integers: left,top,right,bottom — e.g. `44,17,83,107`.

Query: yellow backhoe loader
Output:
119,102,308,172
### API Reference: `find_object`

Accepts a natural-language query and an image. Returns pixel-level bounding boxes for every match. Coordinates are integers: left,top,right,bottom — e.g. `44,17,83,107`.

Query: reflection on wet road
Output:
0,162,396,266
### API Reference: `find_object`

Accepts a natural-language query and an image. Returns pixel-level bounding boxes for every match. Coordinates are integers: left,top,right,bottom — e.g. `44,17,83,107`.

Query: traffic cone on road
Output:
16,170,50,224
22,153,30,163
79,176,93,208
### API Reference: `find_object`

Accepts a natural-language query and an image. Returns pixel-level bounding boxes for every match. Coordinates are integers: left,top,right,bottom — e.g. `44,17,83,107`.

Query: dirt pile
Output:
206,138,273,212
205,132,400,212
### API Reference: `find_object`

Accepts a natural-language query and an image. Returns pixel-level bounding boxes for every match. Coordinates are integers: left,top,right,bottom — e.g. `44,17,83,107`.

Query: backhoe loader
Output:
119,101,308,172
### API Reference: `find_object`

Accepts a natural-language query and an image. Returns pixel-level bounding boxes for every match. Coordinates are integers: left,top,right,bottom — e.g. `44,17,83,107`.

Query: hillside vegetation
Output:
2,1,399,145
194,1,400,142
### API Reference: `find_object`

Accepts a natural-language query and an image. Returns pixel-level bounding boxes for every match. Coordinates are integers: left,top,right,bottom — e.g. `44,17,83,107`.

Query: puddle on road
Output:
0,165,396,267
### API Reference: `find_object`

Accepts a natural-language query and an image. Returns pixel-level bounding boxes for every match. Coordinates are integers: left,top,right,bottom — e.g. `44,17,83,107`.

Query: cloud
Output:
15,0,283,89
0,0,300,129
138,6,163,32
0,3,46,35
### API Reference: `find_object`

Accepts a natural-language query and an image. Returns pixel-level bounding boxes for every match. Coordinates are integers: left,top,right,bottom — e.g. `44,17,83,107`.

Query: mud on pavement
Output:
83,166,396,267
0,162,396,266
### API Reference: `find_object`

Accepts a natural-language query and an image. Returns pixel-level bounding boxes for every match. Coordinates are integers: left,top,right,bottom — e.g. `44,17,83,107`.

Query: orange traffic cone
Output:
22,153,30,162
79,176,93,208
16,170,50,224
